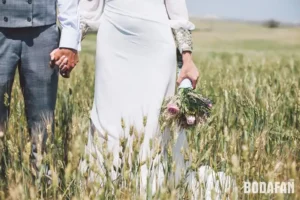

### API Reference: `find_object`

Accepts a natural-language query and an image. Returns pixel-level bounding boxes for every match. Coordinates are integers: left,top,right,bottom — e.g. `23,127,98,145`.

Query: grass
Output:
0,19,299,199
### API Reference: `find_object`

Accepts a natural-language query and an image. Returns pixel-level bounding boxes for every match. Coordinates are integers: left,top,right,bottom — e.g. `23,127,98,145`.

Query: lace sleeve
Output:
165,0,194,53
80,21,90,41
173,28,193,53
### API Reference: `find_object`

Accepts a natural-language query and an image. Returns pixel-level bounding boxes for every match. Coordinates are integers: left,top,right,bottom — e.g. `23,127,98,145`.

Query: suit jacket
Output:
0,0,57,28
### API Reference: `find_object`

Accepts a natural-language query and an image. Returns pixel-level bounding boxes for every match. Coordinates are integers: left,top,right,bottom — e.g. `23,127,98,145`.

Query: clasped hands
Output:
50,48,79,78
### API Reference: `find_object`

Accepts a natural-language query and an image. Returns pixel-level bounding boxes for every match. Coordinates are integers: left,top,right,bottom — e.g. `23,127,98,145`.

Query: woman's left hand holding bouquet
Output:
177,52,199,89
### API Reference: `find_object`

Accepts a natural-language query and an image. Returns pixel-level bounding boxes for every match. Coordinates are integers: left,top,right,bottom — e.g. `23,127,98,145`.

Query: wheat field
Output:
0,19,299,200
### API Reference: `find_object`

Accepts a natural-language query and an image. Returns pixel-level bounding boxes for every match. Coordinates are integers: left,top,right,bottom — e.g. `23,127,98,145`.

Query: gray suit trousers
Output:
0,24,59,160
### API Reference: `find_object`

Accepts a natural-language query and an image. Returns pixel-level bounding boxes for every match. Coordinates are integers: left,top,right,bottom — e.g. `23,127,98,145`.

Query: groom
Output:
0,0,80,167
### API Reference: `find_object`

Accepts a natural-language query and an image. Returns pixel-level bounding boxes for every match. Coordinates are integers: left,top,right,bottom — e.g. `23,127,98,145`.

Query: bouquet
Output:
159,70,212,132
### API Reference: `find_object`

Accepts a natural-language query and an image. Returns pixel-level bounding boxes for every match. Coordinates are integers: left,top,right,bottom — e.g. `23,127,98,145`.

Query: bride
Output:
68,0,236,199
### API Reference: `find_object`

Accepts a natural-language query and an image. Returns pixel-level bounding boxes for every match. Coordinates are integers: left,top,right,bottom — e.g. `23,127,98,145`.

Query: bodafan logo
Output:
244,180,295,194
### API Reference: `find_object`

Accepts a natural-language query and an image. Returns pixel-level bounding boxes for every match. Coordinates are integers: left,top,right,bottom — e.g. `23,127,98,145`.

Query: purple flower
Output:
167,104,180,115
186,116,196,125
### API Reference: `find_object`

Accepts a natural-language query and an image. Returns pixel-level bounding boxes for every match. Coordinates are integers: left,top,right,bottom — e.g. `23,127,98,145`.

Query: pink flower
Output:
208,103,213,108
186,116,196,125
167,104,179,115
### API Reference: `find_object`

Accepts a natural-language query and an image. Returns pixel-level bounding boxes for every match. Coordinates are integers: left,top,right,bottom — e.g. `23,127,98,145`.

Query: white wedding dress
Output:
79,0,237,199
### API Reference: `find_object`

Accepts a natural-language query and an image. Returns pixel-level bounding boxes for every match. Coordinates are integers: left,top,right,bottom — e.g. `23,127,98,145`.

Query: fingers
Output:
191,74,199,89
192,79,197,89
60,64,73,78
50,49,63,68
69,53,78,69
60,64,69,73
60,58,74,72
63,53,79,73
194,72,200,89
55,56,68,68
50,49,58,61
177,71,199,89
60,69,71,78
177,72,186,85
60,59,76,76
63,48,79,68
61,57,69,69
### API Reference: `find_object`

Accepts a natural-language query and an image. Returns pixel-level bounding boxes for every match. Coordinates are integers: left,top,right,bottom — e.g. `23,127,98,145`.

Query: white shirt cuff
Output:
59,28,80,51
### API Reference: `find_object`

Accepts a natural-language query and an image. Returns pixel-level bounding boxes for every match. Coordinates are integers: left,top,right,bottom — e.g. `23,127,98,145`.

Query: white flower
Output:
186,116,196,125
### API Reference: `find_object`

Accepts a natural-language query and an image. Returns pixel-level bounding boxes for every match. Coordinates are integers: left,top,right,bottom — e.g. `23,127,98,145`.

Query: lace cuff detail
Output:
173,28,193,54
80,22,90,41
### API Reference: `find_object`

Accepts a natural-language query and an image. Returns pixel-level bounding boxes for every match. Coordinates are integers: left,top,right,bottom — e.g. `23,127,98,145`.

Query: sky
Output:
186,0,300,23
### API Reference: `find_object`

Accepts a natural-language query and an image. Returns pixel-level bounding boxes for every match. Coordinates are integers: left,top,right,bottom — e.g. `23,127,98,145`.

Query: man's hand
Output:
50,48,79,78
177,52,199,89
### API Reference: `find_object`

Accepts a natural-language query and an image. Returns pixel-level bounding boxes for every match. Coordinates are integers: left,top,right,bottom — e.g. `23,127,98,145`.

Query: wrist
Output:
59,47,77,52
182,51,193,63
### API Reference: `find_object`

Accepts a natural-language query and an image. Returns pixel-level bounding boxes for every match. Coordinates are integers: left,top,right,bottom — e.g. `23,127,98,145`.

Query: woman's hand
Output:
177,52,199,89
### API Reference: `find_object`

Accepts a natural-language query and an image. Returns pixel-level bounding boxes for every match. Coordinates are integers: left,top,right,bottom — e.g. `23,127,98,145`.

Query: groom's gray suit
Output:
0,0,79,167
